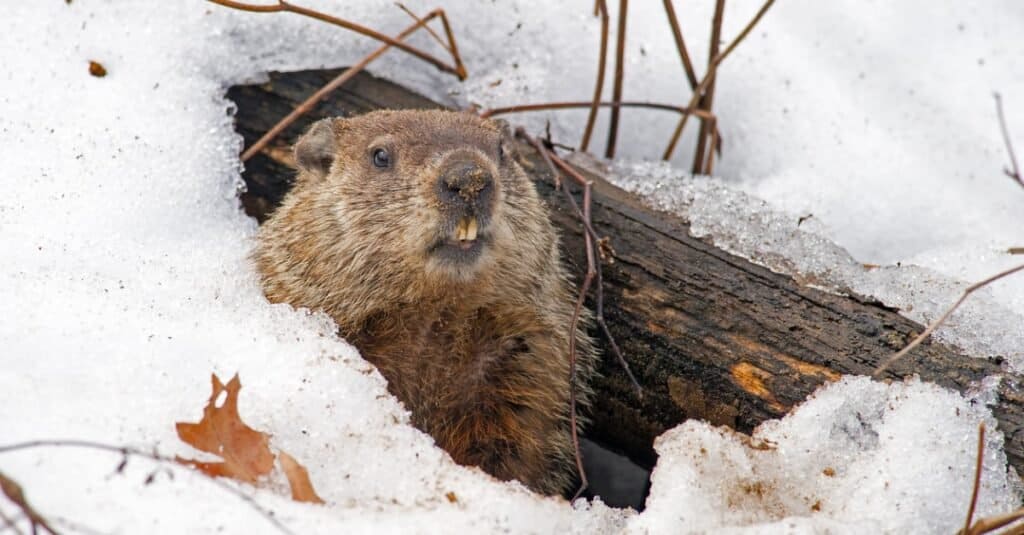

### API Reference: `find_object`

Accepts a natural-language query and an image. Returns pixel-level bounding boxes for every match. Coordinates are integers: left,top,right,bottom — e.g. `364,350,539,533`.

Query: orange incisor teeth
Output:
455,217,478,241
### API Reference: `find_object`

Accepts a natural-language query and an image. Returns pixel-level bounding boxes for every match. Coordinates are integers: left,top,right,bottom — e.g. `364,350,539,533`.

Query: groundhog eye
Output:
371,148,391,169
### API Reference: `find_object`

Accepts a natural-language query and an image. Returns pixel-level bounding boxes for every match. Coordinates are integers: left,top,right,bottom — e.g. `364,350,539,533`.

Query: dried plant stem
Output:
873,262,1024,377
964,510,1024,535
691,0,725,174
995,93,1022,187
516,128,643,498
548,155,642,397
481,100,714,121
395,3,449,53
604,0,628,158
206,0,465,79
0,471,57,535
963,422,986,534
241,9,455,162
0,439,295,535
663,0,776,161
662,0,698,91
580,0,609,152
703,116,719,175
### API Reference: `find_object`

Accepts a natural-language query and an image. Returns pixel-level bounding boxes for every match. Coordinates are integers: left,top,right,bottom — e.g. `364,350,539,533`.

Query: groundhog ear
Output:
294,118,340,177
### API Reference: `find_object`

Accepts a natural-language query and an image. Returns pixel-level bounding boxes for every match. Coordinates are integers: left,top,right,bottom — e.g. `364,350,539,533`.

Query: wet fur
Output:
253,110,596,495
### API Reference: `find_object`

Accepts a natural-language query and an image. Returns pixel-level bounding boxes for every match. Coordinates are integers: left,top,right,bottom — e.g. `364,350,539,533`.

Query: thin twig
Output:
0,471,59,535
518,131,591,498
395,3,449,53
703,116,719,175
0,440,295,535
662,0,698,91
873,262,1024,377
691,0,725,174
663,0,776,160
242,9,454,161
964,509,1024,535
604,0,628,158
580,0,609,152
206,0,465,79
516,129,644,496
481,100,715,121
548,156,642,396
963,422,986,534
994,93,1022,187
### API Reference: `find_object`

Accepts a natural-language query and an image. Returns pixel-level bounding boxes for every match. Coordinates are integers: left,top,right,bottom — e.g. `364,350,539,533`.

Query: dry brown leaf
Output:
88,60,106,77
175,374,275,484
279,450,325,504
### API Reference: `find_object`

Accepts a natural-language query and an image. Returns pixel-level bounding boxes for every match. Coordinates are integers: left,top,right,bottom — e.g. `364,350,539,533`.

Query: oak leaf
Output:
175,374,275,484
278,450,325,504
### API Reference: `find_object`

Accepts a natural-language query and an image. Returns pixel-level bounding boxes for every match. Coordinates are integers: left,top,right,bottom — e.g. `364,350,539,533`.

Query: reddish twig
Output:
241,8,459,162
395,3,449,53
662,0,698,91
994,93,1022,188
481,100,715,121
206,0,466,79
0,439,295,535
873,262,1024,377
0,471,58,535
663,0,776,161
516,128,644,498
958,422,1024,534
691,0,725,174
702,116,719,175
580,0,610,152
604,0,628,158
963,422,986,534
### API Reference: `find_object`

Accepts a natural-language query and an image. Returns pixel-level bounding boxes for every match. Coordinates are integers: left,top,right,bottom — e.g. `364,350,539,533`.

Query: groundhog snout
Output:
437,159,494,214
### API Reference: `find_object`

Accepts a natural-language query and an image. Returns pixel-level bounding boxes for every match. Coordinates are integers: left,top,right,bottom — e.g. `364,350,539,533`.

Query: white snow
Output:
631,377,1020,534
1,0,1022,534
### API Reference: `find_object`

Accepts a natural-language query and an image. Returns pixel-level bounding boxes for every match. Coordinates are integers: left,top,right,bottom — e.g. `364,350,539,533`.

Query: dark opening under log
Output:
227,68,1024,478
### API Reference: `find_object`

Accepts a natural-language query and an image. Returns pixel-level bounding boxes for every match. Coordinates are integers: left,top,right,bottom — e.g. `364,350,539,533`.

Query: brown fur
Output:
253,109,596,495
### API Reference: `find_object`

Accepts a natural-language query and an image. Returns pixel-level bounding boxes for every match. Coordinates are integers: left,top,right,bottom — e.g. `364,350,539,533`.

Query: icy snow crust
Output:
1,1,1022,533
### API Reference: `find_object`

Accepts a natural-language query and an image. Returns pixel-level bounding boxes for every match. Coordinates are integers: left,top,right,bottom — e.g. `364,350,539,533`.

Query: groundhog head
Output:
285,110,542,290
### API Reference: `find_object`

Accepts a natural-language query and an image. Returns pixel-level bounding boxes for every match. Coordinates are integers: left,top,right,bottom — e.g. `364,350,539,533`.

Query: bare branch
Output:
604,0,629,158
481,100,715,121
206,0,466,79
873,262,1024,377
662,0,698,91
663,0,776,160
994,93,1022,188
580,0,610,152
242,8,459,161
963,422,985,534
691,0,725,174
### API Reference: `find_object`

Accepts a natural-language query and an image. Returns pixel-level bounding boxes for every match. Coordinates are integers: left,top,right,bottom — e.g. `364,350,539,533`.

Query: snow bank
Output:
1,0,1022,533
632,377,1020,534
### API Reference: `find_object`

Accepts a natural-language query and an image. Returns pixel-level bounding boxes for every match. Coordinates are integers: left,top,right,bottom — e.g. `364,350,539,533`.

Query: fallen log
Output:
226,68,1024,478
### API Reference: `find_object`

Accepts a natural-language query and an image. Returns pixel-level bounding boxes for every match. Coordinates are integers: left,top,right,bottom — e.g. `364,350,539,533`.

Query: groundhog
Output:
253,109,596,495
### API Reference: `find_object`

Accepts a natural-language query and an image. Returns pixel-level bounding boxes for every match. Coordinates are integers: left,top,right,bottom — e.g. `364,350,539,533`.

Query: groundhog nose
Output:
439,161,493,205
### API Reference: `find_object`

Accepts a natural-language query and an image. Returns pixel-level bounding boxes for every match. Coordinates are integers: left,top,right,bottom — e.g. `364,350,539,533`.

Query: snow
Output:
631,377,1020,534
1,1,1022,534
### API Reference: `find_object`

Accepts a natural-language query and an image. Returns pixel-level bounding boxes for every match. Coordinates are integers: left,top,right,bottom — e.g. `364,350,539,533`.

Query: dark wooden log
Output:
226,68,1024,475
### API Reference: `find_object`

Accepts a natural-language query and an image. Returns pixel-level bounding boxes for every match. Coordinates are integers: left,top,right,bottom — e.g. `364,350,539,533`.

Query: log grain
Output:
226,68,1024,474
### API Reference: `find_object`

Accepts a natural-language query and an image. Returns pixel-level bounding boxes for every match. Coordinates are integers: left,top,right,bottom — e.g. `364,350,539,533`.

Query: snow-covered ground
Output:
2,1,1022,533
